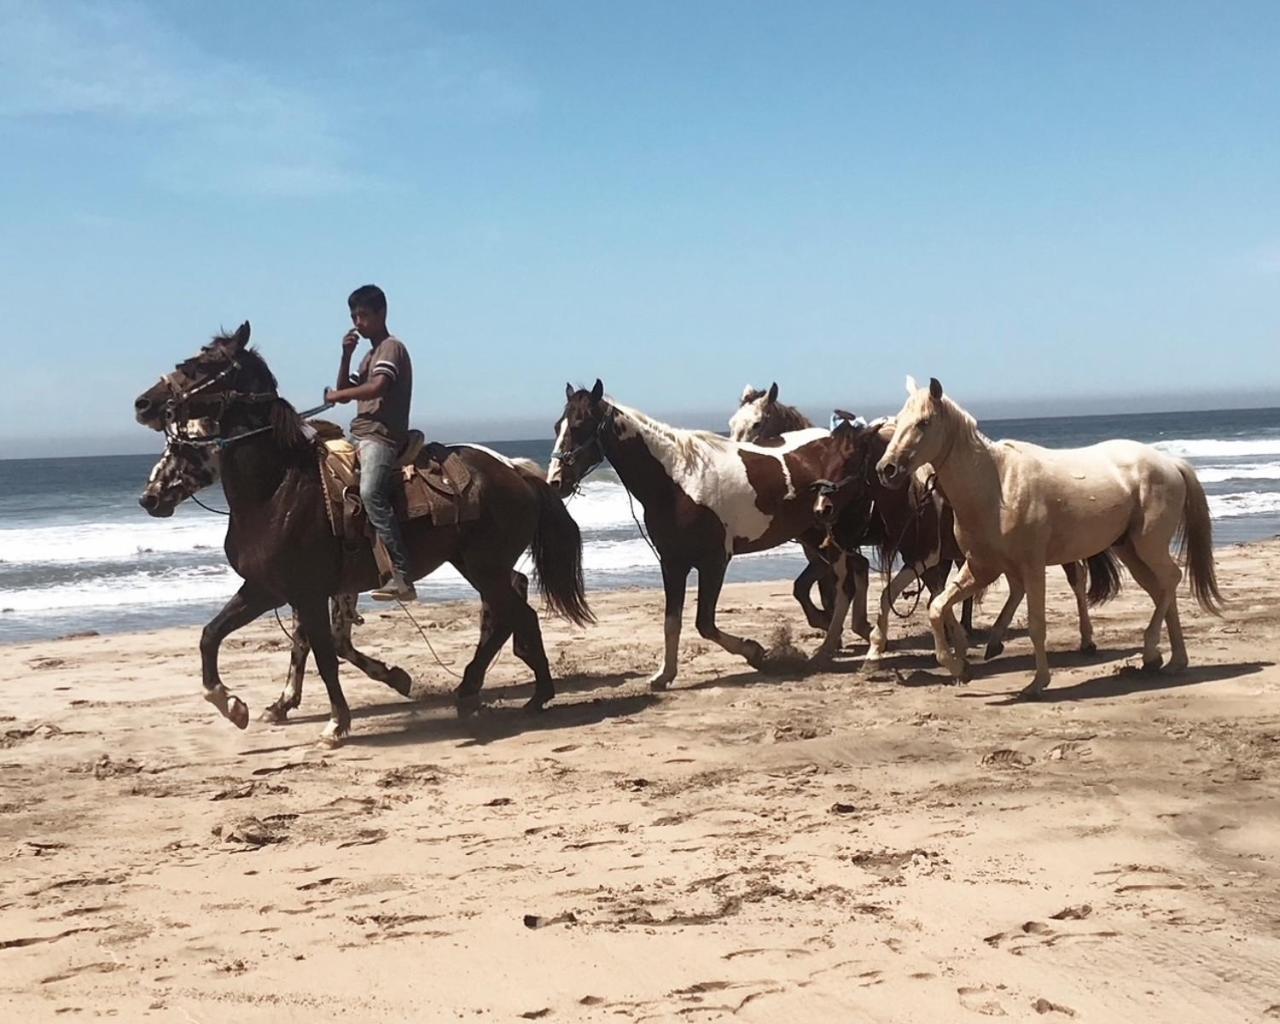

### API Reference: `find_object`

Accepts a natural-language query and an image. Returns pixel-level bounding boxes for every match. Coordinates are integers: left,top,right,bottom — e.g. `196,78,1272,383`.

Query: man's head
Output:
348,284,388,338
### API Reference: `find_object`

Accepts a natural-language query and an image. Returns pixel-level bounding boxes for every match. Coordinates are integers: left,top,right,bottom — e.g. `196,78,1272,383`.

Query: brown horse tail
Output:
528,480,595,626
1084,549,1123,607
1177,461,1224,615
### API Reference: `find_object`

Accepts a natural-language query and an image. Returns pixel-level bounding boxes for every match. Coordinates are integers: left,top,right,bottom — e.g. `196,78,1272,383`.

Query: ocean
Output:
2,407,1278,644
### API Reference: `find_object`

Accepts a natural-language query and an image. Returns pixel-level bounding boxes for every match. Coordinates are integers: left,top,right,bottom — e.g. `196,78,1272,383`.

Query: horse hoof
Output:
259,704,288,724
958,665,973,684
1016,684,1043,702
984,641,1004,661
746,644,768,670
522,696,549,715
386,667,413,698
318,721,348,747
648,671,674,691
1080,641,1098,656
227,696,250,730
1142,655,1164,673
455,695,482,719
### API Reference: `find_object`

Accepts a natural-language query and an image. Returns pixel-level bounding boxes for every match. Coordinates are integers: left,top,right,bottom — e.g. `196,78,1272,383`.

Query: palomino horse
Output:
137,421,539,723
728,382,871,640
813,414,1121,665
877,377,1222,697
133,323,593,742
548,381,863,687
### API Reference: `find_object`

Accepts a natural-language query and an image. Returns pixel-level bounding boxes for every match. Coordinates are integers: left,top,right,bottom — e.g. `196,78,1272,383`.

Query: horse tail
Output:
1177,461,1224,615
528,480,595,626
1084,549,1123,607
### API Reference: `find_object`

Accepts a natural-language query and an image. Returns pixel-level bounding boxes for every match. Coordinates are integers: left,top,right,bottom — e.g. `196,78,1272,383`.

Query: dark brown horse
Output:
547,381,865,687
813,415,1121,669
729,382,871,640
133,323,592,743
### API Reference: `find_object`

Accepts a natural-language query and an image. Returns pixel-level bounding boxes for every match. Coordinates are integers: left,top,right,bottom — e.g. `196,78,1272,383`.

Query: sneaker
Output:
370,576,418,602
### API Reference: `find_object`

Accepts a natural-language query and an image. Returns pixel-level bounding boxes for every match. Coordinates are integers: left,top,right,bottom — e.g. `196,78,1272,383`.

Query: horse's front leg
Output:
329,593,413,697
812,554,855,663
650,559,690,690
261,605,309,723
694,556,766,669
201,583,277,729
926,563,992,683
794,540,832,629
984,578,1025,661
1019,566,1051,699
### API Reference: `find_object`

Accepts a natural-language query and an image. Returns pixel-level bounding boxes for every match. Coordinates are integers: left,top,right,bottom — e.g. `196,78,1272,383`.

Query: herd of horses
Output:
133,324,1223,744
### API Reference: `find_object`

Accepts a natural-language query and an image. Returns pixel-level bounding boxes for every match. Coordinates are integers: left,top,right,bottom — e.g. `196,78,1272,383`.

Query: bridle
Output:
549,409,612,492
157,348,279,448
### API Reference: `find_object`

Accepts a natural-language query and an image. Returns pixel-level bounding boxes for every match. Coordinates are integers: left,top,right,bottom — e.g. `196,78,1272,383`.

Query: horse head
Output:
809,411,882,525
138,420,221,518
727,381,779,442
134,322,278,433
548,379,607,496
878,376,948,487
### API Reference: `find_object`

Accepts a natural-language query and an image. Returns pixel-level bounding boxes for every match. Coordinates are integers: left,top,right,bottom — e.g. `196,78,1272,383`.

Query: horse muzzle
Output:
138,491,176,518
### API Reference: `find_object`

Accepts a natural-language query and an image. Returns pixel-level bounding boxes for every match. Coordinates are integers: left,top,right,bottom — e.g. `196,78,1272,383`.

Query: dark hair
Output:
348,284,387,313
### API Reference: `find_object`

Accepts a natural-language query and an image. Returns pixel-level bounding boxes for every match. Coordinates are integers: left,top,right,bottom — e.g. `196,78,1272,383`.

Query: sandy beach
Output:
2,540,1279,1022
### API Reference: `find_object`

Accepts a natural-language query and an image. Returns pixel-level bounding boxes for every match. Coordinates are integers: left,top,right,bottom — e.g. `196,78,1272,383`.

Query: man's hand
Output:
342,329,360,352
324,387,351,405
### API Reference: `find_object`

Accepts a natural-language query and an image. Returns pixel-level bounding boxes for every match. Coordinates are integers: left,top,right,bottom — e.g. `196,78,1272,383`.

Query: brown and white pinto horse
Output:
878,377,1221,697
548,381,863,688
728,382,871,640
814,415,1122,665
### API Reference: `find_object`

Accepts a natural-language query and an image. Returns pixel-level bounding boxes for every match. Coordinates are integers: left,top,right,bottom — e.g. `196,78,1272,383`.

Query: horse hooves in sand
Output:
386,667,414,697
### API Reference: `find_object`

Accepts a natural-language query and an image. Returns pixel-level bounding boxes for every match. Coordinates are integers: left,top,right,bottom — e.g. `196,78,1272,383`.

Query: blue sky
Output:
2,0,1277,455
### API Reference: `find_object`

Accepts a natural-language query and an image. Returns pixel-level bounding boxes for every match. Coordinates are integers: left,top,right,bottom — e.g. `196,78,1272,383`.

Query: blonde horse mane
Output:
609,401,728,474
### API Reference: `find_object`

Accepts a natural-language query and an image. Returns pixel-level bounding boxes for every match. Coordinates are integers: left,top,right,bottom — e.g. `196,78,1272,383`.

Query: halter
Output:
158,348,279,447
548,410,612,489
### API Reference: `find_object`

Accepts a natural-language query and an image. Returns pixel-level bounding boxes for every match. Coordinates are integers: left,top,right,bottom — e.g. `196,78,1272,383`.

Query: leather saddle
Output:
313,425,479,561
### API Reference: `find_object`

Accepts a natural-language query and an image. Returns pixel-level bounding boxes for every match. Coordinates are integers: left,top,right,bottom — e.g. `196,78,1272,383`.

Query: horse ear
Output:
767,382,778,404
231,321,251,351
590,379,604,405
929,377,944,401
565,382,574,399
905,374,918,395
739,384,760,405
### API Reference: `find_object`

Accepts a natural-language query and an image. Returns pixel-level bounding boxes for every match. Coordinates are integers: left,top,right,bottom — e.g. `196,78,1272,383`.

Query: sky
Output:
2,0,1277,456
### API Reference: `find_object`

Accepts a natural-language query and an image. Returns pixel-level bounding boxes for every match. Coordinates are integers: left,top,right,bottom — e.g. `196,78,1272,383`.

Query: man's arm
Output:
326,375,390,405
334,329,359,391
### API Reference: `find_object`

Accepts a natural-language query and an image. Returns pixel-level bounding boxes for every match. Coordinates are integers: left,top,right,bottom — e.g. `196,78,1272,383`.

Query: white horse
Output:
876,377,1222,698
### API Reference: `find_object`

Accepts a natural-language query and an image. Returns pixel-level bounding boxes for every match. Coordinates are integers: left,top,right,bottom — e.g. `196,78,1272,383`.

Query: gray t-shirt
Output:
349,336,413,446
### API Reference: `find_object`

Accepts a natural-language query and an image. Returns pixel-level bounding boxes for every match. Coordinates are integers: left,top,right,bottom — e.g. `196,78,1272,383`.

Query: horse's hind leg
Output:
1064,562,1097,654
812,554,856,663
1116,537,1184,671
847,551,871,641
261,605,310,723
200,582,275,729
694,556,766,669
1019,566,1051,699
329,593,413,697
927,562,994,683
293,595,351,746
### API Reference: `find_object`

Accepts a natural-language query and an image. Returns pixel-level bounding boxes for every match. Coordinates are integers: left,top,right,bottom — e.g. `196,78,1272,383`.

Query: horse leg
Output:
812,555,856,663
984,579,1025,661
1120,536,1185,671
1064,561,1097,655
847,551,871,641
695,557,766,669
867,564,917,663
261,605,310,723
650,560,690,690
1018,567,1051,700
200,583,276,729
330,593,414,698
794,543,832,629
291,595,352,745
926,563,993,683
510,570,531,661
504,584,556,713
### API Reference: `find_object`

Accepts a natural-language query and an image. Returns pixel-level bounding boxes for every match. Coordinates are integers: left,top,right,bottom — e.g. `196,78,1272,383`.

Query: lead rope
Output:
885,472,938,620
395,598,464,680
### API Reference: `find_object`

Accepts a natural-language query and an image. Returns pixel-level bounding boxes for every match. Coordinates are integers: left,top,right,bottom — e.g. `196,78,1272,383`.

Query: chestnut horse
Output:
133,323,592,742
548,381,864,688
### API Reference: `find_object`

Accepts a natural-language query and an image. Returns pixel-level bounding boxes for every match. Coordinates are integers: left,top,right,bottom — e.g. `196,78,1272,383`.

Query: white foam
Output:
1155,437,1280,458
1207,491,1280,519
0,564,240,613
1194,461,1280,484
561,480,639,533
0,516,227,566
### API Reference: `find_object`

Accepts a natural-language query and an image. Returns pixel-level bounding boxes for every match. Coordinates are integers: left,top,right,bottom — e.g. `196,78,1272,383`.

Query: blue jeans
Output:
358,438,411,579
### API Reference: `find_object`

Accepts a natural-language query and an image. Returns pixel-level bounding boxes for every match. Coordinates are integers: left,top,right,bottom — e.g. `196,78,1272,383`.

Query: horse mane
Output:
772,400,813,430
207,336,309,452
609,401,726,472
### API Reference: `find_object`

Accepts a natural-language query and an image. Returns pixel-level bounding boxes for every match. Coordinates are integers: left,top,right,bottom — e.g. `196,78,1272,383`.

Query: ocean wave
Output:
1206,491,1280,519
0,564,240,613
1155,437,1280,458
0,516,228,567
1194,461,1280,484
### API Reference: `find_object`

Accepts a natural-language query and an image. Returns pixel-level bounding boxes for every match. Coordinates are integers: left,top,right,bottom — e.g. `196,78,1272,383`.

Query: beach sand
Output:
2,540,1279,1022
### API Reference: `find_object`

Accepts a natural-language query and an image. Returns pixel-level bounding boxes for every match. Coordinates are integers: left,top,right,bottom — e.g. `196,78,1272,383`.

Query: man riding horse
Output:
323,284,417,602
